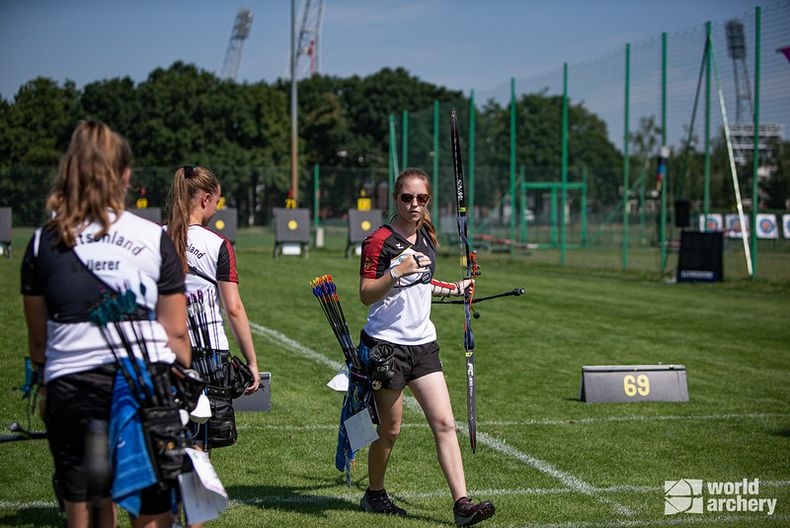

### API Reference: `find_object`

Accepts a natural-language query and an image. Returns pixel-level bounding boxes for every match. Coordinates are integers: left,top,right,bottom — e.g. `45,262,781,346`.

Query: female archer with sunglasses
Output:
358,168,495,526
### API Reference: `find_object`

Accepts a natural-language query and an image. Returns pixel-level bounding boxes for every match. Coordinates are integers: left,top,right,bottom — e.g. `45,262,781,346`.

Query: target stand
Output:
273,208,310,258
129,207,162,225
208,208,238,244
346,209,382,258
0,208,11,259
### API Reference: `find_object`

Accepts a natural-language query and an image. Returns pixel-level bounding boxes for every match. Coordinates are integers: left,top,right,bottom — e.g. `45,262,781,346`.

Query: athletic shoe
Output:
453,497,495,526
360,488,407,516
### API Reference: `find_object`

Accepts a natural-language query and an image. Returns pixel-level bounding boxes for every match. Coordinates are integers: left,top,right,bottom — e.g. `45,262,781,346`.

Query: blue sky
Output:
0,0,760,100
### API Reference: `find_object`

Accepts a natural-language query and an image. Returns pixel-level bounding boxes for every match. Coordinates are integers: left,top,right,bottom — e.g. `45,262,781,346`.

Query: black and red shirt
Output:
360,225,436,345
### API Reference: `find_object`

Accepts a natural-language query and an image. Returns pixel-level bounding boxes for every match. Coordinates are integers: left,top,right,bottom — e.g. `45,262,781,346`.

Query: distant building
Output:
729,122,784,179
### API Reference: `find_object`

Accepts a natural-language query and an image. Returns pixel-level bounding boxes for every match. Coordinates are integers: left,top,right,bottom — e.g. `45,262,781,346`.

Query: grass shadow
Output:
227,473,449,525
0,506,63,527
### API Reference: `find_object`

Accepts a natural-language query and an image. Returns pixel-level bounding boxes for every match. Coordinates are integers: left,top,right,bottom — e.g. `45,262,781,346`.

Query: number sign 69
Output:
623,374,650,397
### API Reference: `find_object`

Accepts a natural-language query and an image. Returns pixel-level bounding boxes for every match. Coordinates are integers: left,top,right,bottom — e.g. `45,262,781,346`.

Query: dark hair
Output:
46,119,132,247
166,166,220,272
392,167,438,247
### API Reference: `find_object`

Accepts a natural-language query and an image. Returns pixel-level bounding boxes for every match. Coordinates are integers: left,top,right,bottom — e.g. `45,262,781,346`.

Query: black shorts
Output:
361,332,443,391
44,365,173,514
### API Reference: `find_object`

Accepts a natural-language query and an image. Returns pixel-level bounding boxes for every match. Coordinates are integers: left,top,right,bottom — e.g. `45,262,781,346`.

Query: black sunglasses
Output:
399,193,430,205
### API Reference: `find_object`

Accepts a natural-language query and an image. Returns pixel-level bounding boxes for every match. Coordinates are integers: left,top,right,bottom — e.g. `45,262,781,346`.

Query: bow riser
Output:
451,109,478,453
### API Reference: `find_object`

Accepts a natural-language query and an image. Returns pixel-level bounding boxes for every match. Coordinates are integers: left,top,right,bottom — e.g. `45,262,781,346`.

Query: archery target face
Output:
756,214,778,239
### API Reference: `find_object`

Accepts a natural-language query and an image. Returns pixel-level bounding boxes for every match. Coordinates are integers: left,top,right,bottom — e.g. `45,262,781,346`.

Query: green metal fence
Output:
390,3,790,281
2,4,788,282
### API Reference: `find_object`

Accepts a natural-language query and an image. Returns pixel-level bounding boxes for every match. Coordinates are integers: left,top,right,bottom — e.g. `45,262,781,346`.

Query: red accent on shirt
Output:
224,239,238,283
360,226,391,279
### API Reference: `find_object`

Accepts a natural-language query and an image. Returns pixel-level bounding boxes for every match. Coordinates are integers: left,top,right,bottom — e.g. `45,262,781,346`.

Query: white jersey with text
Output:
21,211,184,382
360,225,437,345
182,224,238,351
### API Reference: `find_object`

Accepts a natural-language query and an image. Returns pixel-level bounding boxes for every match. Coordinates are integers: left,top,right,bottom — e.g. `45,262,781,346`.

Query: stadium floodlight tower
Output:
725,20,753,124
725,19,784,170
296,0,325,77
726,19,754,165
220,9,254,81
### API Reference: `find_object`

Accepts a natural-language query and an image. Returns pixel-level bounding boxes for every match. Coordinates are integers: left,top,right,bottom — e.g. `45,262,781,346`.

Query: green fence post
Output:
704,21,712,224
520,165,527,243
639,167,646,245
510,77,517,254
469,90,475,245
751,6,761,277
402,110,408,169
561,63,568,265
623,43,631,271
433,100,439,233
551,187,558,247
660,31,668,273
388,113,397,214
313,163,319,228
581,166,588,247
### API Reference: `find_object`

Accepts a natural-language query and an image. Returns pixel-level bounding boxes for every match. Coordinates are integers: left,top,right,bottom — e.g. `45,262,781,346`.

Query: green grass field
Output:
0,227,788,527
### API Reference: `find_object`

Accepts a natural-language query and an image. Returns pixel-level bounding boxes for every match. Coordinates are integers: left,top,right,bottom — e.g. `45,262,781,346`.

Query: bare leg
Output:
132,513,173,528
408,372,467,501
64,499,115,528
367,388,403,490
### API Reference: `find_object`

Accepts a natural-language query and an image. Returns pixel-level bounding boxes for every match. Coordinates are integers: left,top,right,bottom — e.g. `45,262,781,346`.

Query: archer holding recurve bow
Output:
357,166,496,526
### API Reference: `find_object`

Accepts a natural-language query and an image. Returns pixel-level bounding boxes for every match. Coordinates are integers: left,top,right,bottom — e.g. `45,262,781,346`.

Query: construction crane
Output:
221,9,254,81
292,0,324,78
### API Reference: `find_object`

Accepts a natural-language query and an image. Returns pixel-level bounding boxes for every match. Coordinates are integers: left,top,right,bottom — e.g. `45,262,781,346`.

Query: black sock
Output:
454,496,469,509
367,487,386,497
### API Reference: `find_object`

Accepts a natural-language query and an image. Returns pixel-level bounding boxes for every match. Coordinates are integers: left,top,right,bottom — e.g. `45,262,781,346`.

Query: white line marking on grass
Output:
507,514,790,528
0,500,56,510
249,321,633,516
249,322,343,371
480,412,790,426
458,424,633,517
4,481,789,511
236,412,790,432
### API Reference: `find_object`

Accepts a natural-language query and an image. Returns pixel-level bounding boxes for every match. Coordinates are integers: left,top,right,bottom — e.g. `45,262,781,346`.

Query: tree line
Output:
1,61,786,225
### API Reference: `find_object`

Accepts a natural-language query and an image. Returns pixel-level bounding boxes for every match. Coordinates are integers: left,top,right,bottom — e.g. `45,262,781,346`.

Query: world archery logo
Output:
665,479,703,515
664,478,777,516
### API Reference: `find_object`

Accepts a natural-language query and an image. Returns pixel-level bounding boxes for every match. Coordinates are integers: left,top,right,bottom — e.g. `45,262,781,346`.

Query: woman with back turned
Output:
357,168,495,526
21,119,190,527
166,165,260,453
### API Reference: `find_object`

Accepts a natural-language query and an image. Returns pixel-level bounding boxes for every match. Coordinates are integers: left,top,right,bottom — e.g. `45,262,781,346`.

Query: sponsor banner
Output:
783,214,790,239
755,214,778,239
698,214,723,232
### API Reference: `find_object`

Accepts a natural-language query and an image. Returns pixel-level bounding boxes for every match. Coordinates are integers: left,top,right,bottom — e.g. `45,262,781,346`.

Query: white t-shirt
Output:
21,211,184,382
360,225,437,345
172,224,238,351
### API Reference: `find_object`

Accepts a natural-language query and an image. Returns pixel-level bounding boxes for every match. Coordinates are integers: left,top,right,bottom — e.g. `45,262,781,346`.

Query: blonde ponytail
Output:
165,166,219,273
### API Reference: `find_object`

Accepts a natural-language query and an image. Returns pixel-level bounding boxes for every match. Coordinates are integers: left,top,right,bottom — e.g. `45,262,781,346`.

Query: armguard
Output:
431,279,459,297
